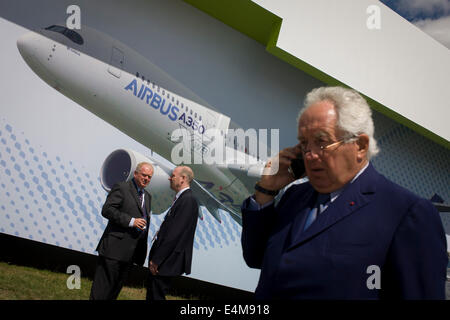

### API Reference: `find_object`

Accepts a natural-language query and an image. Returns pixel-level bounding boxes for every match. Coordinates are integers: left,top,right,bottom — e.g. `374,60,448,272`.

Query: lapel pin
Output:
350,201,355,206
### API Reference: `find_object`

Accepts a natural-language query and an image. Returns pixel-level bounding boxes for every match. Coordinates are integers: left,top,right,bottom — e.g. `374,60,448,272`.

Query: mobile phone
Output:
289,154,305,179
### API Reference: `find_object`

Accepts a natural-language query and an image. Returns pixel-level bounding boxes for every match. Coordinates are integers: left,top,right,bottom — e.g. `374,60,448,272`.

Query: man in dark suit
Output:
90,162,153,300
146,166,199,300
241,86,448,299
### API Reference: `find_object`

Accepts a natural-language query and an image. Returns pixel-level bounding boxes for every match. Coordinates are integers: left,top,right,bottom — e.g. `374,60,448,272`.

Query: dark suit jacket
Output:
241,163,448,299
96,180,151,266
149,188,199,276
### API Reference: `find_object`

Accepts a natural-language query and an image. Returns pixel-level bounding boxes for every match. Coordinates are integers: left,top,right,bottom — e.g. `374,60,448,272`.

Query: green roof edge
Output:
183,0,449,149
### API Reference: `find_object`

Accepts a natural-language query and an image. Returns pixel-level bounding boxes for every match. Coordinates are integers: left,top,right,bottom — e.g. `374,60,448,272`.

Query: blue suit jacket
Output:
241,163,447,299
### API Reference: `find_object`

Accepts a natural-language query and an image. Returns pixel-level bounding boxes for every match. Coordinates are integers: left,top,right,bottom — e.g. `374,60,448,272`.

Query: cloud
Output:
396,0,450,18
414,15,450,49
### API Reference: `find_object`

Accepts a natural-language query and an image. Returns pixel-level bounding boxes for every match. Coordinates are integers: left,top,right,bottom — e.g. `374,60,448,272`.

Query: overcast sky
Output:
380,0,450,49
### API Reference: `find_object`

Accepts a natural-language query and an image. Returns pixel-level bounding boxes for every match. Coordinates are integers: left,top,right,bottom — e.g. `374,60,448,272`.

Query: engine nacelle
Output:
100,148,174,214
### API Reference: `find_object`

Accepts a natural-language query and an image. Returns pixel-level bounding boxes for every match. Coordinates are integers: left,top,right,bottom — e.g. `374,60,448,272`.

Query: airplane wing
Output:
225,166,260,195
190,178,242,225
150,153,243,224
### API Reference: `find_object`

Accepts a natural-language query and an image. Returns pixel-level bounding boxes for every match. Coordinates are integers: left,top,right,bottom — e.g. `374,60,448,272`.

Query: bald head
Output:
169,166,194,192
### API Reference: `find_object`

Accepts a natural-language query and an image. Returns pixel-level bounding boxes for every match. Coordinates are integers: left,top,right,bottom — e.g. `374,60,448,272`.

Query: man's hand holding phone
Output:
255,144,304,205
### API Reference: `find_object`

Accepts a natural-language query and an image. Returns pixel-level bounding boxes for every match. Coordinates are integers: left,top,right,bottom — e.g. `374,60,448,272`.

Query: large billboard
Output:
0,0,448,293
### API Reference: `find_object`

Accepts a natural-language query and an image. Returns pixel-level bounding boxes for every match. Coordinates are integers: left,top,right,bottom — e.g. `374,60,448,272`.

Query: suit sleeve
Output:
383,198,448,299
101,183,133,228
151,196,198,266
241,196,278,269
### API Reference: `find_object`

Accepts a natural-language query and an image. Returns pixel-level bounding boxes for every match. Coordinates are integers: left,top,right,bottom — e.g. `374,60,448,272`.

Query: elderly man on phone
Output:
241,86,447,299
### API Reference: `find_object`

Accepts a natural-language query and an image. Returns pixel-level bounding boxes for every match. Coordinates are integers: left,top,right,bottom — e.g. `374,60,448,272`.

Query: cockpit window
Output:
44,25,84,45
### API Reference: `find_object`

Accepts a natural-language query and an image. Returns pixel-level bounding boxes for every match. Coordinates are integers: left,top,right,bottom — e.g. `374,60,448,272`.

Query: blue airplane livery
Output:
124,79,206,134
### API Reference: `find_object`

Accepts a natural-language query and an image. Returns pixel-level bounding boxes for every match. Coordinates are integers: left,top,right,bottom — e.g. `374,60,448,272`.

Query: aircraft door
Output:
108,47,124,78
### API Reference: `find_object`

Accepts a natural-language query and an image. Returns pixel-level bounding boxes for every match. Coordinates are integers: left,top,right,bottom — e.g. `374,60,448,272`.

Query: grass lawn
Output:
0,262,186,300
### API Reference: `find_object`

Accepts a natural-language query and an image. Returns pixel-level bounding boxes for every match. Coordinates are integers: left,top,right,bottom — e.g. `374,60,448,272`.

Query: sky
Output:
380,0,450,49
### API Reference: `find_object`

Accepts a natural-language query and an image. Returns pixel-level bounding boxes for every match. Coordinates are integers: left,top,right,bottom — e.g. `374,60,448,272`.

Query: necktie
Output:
303,193,330,231
138,190,147,221
166,196,177,218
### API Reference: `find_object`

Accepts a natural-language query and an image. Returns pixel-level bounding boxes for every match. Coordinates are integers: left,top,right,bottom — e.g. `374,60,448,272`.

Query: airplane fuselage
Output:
17,25,262,216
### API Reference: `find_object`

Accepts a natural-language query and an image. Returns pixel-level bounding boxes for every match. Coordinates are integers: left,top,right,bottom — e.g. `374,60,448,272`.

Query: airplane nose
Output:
16,31,59,89
17,32,39,59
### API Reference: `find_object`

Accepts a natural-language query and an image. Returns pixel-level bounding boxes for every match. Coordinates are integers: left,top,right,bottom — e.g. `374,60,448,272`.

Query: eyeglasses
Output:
299,136,357,155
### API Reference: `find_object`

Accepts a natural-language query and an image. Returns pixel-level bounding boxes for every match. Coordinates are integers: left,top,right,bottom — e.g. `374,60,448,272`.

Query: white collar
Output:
350,162,369,184
175,187,190,200
329,162,369,202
